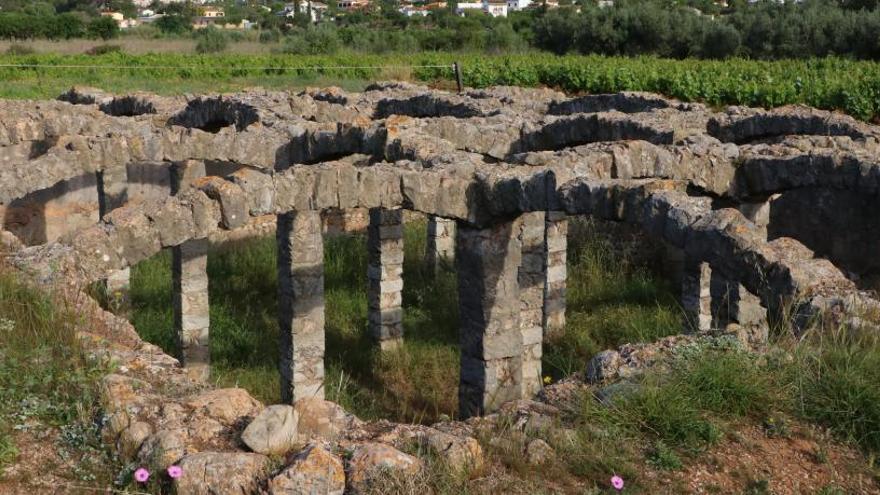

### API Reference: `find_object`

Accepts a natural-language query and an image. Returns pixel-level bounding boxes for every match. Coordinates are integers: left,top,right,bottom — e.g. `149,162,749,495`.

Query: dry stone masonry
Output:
5,82,880,431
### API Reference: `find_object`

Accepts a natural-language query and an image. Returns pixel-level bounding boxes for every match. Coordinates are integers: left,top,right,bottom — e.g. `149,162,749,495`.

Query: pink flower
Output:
134,467,150,483
167,465,183,479
611,475,624,491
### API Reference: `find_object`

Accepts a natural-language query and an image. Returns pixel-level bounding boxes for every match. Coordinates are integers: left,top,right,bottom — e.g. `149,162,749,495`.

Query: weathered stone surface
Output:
185,388,263,424
347,442,423,493
277,211,326,403
174,452,269,495
586,350,622,384
268,444,345,495
294,398,360,442
367,208,404,349
241,404,299,456
117,421,152,461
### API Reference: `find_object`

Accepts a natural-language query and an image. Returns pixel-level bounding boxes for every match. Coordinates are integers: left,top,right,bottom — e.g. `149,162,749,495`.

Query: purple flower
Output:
134,467,150,483
167,465,183,479
611,475,624,491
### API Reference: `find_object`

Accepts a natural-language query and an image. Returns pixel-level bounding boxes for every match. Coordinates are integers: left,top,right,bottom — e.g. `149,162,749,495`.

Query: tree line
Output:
4,0,880,60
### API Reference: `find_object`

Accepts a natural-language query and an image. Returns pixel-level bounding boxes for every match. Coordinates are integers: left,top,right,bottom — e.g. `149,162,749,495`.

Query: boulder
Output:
185,388,263,424
268,444,345,495
419,429,483,472
138,428,188,470
242,404,299,456
117,421,152,461
347,442,422,493
586,350,621,383
294,398,360,442
174,452,269,495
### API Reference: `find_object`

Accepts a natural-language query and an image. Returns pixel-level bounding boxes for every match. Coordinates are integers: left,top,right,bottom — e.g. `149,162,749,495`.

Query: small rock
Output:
186,388,263,424
586,350,621,383
242,405,299,455
295,398,359,442
117,421,152,461
175,452,269,495
101,410,131,445
420,429,483,472
347,442,422,493
268,444,345,495
525,438,555,465
138,428,188,470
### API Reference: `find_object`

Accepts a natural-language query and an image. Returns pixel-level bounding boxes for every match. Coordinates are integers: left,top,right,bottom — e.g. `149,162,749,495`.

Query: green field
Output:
3,53,880,120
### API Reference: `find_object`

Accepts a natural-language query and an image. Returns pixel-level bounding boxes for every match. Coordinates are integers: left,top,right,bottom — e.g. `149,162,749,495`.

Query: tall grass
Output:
0,266,112,481
543,218,683,378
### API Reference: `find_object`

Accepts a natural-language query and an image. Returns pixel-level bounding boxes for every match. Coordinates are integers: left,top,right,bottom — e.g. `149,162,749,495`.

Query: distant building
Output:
337,0,371,10
507,0,533,11
201,7,225,18
400,5,431,16
101,11,140,29
456,0,508,16
280,2,329,22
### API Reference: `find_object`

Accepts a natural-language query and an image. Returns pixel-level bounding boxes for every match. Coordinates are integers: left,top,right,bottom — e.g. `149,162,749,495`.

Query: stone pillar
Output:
171,160,210,381
367,208,404,350
543,211,568,337
457,218,523,418
277,210,325,403
425,215,456,272
519,212,545,397
97,167,131,304
173,238,210,381
682,258,712,333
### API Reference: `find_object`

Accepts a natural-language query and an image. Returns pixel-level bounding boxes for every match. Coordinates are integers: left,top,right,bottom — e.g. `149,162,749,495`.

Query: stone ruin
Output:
3,82,880,491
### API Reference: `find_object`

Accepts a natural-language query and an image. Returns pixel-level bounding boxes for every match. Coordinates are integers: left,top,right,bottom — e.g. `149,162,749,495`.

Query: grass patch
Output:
786,326,880,454
0,266,115,484
543,218,683,378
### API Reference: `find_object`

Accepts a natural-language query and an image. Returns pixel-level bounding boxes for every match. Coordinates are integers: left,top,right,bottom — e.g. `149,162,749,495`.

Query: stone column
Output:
97,167,131,303
682,258,712,333
425,215,456,272
171,160,210,381
457,218,523,419
173,238,210,381
519,212,545,397
277,210,325,403
543,211,568,337
367,208,404,350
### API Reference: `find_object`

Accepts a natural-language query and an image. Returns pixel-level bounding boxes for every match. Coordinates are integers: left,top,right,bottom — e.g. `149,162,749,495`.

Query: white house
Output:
507,0,532,11
455,0,508,16
280,2,329,22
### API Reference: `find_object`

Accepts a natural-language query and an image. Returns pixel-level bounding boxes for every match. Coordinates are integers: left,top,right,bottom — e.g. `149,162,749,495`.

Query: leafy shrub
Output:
86,16,120,41
195,28,228,54
259,29,281,44
281,26,341,55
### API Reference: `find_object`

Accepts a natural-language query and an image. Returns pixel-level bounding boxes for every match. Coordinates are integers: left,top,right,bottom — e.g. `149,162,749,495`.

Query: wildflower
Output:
167,465,183,479
611,475,624,491
134,468,150,483
543,375,552,385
